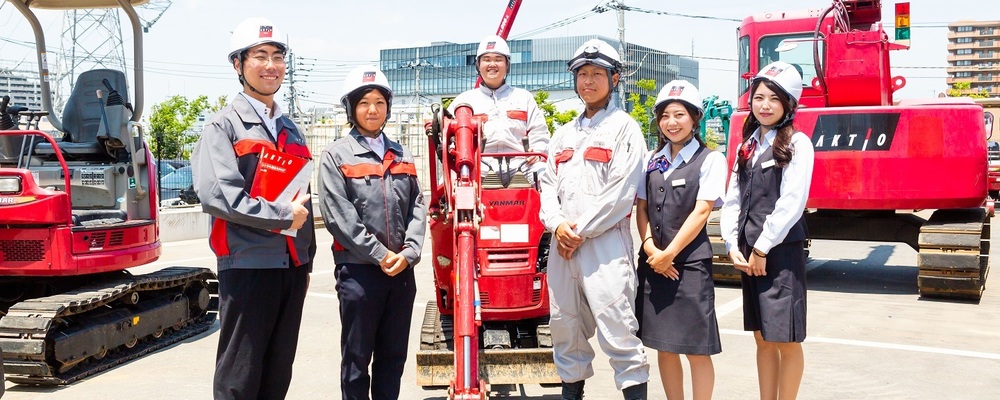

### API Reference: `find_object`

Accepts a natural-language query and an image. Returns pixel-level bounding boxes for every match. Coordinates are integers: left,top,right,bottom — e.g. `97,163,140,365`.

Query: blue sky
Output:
0,0,990,114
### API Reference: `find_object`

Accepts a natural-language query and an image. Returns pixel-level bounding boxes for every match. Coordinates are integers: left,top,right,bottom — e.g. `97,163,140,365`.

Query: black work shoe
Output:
561,380,585,400
622,382,647,400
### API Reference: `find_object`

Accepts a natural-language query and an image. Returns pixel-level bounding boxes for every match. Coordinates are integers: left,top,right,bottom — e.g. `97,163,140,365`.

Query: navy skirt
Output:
636,250,722,355
739,240,808,343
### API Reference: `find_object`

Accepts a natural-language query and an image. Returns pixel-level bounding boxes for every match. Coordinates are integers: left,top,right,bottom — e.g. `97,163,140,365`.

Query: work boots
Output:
561,380,585,399
622,382,647,400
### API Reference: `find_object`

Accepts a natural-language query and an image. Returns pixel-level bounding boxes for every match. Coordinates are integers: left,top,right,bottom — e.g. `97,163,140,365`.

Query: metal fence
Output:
160,120,434,206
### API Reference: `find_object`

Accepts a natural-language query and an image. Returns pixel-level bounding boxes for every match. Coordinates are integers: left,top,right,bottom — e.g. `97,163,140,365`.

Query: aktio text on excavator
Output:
710,0,991,300
0,0,217,385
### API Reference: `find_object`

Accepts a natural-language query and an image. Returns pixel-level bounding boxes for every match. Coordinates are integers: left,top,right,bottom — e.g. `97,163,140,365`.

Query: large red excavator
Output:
0,0,216,385
711,0,991,300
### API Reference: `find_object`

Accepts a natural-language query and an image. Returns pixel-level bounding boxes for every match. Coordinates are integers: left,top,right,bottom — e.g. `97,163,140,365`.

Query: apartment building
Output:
947,20,1000,97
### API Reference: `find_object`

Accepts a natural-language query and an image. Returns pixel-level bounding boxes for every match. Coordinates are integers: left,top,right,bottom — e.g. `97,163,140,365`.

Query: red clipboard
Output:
250,147,313,235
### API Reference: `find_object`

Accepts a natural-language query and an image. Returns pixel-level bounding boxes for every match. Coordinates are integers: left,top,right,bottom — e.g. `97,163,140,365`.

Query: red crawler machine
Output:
0,0,216,385
711,0,990,300
416,103,559,398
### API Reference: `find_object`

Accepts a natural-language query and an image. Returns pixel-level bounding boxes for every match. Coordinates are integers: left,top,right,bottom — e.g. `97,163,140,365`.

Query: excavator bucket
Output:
416,348,559,387
415,302,559,387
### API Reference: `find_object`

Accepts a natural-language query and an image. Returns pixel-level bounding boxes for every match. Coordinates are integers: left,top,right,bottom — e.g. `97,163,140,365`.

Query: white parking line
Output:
716,258,830,318
307,292,338,300
719,329,1000,360
144,256,216,269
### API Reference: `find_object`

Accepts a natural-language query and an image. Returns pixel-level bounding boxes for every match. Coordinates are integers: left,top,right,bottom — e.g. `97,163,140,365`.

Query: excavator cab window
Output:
738,35,751,97
757,34,823,91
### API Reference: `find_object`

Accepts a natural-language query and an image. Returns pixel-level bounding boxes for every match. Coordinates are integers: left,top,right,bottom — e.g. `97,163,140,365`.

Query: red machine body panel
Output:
0,131,161,277
427,158,550,322
728,102,988,210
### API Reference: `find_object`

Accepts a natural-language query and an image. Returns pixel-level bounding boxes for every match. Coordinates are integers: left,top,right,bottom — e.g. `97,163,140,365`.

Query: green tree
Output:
534,90,577,133
210,95,228,113
947,81,989,98
627,79,658,147
703,127,721,151
149,95,211,159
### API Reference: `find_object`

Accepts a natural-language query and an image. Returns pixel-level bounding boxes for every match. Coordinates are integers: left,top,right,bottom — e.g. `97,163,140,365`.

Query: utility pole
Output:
614,0,627,108
415,48,421,129
284,41,299,122
406,48,431,137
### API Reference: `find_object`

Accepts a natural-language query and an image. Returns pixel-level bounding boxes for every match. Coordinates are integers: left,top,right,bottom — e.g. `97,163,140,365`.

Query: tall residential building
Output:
0,68,43,111
947,20,1000,97
380,35,698,118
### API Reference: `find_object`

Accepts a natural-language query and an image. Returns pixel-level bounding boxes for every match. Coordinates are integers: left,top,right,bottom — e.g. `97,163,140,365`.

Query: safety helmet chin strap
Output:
574,68,618,111
237,55,282,97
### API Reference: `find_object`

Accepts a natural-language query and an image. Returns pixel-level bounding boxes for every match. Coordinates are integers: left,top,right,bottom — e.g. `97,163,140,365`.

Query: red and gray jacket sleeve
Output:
399,150,427,267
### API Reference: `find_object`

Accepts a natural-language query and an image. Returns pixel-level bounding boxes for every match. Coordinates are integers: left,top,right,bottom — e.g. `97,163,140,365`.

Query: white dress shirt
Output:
637,139,727,204
239,92,283,140
720,127,815,254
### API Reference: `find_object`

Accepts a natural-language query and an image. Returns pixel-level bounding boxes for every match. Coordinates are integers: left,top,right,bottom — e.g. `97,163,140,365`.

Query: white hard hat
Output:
567,38,622,72
228,18,286,63
476,35,511,59
654,80,703,115
752,61,802,103
340,65,393,122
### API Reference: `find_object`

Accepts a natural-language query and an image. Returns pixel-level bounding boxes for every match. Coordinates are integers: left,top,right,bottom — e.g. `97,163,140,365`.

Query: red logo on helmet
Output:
668,86,684,96
259,25,273,38
764,66,784,77
486,41,496,50
362,71,376,82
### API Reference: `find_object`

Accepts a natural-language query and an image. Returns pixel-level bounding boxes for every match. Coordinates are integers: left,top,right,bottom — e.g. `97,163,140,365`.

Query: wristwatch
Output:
752,247,767,258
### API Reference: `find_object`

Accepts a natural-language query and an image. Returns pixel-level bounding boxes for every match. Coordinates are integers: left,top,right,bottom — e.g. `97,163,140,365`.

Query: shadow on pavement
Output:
806,244,918,295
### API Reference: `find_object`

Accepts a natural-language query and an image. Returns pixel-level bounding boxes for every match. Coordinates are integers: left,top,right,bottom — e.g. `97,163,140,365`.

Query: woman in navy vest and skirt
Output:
636,80,726,400
720,61,815,400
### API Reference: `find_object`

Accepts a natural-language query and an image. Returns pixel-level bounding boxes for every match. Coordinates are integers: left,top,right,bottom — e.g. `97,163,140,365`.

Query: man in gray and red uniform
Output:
192,17,315,400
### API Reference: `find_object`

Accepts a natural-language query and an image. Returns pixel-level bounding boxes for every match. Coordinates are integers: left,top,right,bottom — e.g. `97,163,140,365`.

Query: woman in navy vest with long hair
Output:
636,80,726,400
720,61,815,400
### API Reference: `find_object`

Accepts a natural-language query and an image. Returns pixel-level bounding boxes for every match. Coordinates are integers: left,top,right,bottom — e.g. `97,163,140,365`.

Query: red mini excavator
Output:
0,0,216,385
416,103,560,398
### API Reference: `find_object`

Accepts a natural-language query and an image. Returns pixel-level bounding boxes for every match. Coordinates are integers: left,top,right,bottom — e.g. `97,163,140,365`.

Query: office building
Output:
380,35,698,117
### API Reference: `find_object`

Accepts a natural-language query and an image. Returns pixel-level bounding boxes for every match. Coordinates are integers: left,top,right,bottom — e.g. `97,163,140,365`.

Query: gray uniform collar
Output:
477,82,511,97
232,94,287,140
348,128,402,157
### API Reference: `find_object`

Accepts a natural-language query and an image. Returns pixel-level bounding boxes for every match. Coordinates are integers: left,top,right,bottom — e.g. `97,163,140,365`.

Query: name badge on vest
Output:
671,179,686,187
761,159,776,170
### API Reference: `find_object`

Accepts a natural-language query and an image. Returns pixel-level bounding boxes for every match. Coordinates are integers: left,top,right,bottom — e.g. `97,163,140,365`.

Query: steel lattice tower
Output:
55,1,171,110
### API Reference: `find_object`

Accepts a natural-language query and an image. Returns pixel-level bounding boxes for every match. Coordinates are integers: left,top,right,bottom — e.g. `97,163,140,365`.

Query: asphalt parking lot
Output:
3,216,1000,399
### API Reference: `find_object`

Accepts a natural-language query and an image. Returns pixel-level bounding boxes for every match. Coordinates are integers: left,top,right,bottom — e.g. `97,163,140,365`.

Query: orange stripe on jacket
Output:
583,146,612,163
389,162,417,176
506,110,528,121
340,163,383,178
554,149,574,172
234,139,276,157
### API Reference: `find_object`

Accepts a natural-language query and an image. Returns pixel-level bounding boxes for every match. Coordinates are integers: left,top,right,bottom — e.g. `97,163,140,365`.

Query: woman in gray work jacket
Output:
317,65,426,400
